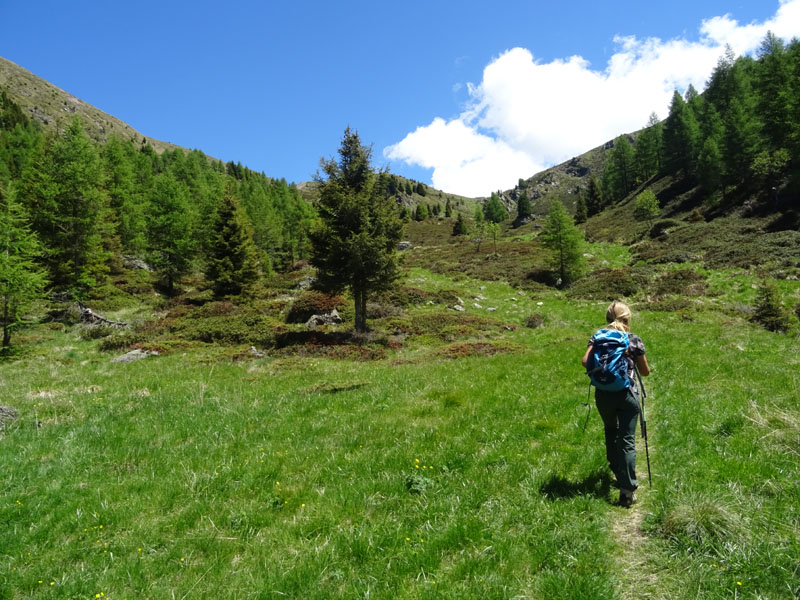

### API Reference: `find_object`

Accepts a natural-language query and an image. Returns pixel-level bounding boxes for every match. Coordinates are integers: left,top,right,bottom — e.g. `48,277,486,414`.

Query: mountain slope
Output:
0,56,186,155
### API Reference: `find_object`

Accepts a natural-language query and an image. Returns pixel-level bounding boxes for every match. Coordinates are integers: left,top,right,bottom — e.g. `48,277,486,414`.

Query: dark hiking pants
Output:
595,388,640,492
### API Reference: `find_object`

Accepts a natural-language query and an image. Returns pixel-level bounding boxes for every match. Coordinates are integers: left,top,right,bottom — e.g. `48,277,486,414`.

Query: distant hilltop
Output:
0,55,189,156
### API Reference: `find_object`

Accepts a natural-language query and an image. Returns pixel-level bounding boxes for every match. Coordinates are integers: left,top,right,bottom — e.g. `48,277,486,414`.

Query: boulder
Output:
398,241,412,251
305,309,343,329
122,255,152,271
0,406,17,431
111,349,159,363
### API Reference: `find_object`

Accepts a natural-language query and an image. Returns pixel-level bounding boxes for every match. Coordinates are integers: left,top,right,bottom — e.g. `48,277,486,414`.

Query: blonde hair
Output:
606,300,631,332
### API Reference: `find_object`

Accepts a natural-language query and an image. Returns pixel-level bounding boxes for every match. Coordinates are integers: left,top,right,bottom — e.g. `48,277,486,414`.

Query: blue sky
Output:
2,0,798,196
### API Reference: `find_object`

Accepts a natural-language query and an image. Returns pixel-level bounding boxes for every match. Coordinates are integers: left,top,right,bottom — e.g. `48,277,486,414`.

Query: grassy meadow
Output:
1,224,799,599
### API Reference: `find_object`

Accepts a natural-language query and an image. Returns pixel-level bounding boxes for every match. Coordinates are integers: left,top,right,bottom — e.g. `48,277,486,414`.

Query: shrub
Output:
285,291,347,323
525,314,545,329
751,279,792,332
366,302,403,319
566,269,638,300
652,270,707,298
686,208,705,223
433,289,461,306
374,286,434,307
650,219,682,238
79,325,116,340
173,314,281,346
643,297,692,312
192,301,237,318
98,332,150,352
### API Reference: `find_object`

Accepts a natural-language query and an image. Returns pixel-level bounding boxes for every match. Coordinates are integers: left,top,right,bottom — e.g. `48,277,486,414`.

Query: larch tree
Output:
26,118,111,294
541,200,584,286
310,127,403,332
0,183,47,348
483,192,507,223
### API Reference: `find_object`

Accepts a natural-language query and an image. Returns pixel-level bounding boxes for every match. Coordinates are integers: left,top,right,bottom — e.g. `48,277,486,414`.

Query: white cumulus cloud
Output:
384,0,800,197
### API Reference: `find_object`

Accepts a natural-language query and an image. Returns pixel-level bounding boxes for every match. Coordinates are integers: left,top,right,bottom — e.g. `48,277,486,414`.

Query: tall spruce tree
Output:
102,137,147,256
541,200,583,286
205,190,260,297
634,113,663,180
574,194,588,224
663,90,700,175
26,118,111,294
147,174,194,294
755,32,792,153
0,183,48,348
604,135,636,200
585,175,603,217
310,127,403,332
516,190,532,223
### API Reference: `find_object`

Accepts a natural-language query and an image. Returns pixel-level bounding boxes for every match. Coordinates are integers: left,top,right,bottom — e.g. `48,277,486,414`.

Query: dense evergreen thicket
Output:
0,90,314,300
600,34,800,207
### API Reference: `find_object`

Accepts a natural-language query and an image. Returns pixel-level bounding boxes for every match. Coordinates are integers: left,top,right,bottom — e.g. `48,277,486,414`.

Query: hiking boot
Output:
619,489,637,508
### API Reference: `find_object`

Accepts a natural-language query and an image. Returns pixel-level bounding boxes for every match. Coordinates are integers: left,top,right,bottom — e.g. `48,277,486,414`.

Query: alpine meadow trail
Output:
611,406,659,600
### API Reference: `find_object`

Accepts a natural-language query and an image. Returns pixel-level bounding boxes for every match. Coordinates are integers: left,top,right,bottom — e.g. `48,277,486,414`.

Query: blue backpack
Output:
586,329,631,392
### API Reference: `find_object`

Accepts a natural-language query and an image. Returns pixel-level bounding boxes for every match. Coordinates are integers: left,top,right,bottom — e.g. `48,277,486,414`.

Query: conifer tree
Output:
451,213,468,236
445,198,452,218
483,192,507,223
585,175,603,217
27,118,110,294
0,183,48,348
516,190,532,222
574,194,588,224
722,96,760,186
103,137,147,256
604,135,636,200
697,137,724,194
541,200,584,286
310,127,403,332
752,278,792,332
147,174,194,294
634,113,663,180
205,190,260,297
663,91,700,175
755,32,792,153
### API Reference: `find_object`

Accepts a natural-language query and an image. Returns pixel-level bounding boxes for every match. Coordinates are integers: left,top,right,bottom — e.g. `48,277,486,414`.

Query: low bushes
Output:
285,291,347,323
653,269,707,298
567,269,639,300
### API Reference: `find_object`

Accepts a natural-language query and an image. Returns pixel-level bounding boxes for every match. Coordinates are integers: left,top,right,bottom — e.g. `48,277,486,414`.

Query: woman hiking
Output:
582,301,650,507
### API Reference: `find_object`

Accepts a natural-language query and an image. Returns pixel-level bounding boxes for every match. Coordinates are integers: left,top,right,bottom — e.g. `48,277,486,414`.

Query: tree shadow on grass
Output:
539,469,612,501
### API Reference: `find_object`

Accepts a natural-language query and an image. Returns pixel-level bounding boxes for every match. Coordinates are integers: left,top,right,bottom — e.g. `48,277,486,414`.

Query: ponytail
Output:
606,301,631,333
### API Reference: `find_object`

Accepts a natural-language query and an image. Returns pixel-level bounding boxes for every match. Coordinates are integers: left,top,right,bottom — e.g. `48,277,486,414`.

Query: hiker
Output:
582,301,650,507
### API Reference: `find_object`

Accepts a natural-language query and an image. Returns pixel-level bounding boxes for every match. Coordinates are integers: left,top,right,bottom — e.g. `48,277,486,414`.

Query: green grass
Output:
1,249,799,598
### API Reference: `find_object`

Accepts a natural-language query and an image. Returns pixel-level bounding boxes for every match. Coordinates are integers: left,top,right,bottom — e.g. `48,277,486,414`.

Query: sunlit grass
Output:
1,264,799,598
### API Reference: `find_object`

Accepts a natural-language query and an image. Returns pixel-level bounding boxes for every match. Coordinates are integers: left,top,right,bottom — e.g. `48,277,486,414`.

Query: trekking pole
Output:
581,382,592,433
634,365,652,487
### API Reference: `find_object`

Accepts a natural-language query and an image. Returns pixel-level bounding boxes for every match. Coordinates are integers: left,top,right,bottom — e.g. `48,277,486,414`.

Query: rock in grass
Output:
305,309,343,330
111,349,159,363
0,406,17,430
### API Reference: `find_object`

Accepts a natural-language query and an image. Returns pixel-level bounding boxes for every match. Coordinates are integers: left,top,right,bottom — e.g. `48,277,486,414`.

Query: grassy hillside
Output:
0,56,188,155
1,219,799,598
